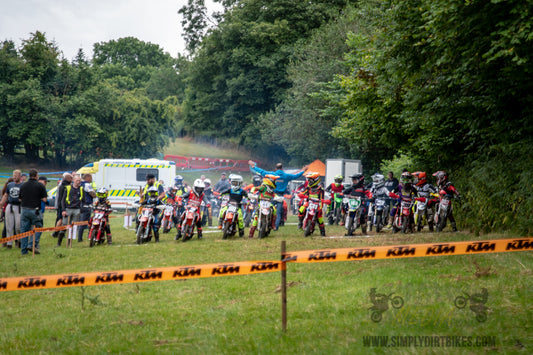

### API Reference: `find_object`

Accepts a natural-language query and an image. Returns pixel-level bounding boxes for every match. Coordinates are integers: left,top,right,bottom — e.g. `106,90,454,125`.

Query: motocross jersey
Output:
416,183,438,198
257,184,275,201
390,185,418,202
343,185,373,199
326,183,344,194
439,182,460,199
181,191,210,208
301,185,324,201
370,185,389,199
218,187,249,209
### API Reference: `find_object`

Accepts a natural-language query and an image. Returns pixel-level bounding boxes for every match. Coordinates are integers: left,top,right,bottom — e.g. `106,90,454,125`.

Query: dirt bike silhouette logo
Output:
369,288,404,322
454,288,489,322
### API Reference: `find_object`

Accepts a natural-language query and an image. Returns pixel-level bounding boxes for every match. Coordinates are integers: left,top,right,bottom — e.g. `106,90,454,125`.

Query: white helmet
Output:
372,173,385,188
193,179,205,196
229,174,243,191
147,185,159,200
204,178,212,187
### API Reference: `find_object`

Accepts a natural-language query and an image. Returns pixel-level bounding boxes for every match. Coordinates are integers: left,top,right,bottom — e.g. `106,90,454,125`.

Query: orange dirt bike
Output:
221,201,240,239
299,194,330,237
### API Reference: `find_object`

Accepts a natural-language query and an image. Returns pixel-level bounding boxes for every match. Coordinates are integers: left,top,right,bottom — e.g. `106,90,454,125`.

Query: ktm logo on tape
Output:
308,250,336,261
212,264,240,275
134,270,163,281
18,277,47,289
506,239,533,251
426,244,456,255
57,275,85,286
387,246,416,257
347,248,376,259
95,272,124,283
173,267,202,278
466,242,496,253
251,262,279,272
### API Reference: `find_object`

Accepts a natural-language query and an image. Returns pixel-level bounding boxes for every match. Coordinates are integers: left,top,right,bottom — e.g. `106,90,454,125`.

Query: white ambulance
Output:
51,159,176,207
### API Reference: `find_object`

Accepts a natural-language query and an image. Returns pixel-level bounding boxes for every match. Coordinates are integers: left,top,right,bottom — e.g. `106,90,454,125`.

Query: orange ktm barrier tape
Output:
0,260,283,292
281,238,533,263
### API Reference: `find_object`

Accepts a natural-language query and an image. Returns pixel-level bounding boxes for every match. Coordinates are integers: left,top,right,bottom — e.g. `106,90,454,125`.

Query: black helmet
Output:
252,174,262,187
351,174,364,187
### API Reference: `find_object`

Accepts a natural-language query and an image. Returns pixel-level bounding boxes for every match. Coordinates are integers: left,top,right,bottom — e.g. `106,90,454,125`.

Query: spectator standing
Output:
0,170,23,249
1,177,14,246
19,169,47,255
21,173,28,183
57,175,83,247
53,173,72,238
213,172,231,193
249,161,309,230
384,172,399,192
77,174,97,242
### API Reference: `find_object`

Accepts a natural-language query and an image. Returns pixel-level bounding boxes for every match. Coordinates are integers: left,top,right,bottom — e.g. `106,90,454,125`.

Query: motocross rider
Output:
176,179,210,240
325,174,345,226
140,185,164,242
412,171,439,231
248,174,278,239
369,173,390,226
432,171,460,232
298,172,327,236
388,172,418,222
217,174,248,237
342,174,373,231
92,188,113,245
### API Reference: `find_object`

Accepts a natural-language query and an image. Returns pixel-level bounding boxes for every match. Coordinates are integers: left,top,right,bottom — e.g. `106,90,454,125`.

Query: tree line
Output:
1,0,531,234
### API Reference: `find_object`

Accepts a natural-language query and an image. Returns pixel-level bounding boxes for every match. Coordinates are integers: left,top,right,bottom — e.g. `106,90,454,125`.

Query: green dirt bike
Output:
327,192,344,225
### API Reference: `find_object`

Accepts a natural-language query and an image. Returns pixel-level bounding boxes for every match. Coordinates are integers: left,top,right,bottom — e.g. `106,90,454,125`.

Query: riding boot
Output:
56,232,64,247
239,228,244,237
298,215,303,229
175,229,182,240
451,222,458,232
319,224,326,237
154,231,160,242
217,218,223,230
271,218,276,231
197,228,203,239
248,226,256,239
107,235,112,245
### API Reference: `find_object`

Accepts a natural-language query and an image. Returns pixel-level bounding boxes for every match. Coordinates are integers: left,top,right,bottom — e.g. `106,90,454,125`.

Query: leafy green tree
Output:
93,37,173,68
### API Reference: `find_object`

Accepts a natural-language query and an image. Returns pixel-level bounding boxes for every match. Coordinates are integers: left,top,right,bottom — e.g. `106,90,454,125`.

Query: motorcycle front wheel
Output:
89,229,97,248
222,221,230,239
136,226,145,245
401,216,409,234
346,216,354,236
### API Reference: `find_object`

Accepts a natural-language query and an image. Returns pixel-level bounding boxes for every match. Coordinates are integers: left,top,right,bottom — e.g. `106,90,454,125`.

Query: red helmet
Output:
412,171,427,186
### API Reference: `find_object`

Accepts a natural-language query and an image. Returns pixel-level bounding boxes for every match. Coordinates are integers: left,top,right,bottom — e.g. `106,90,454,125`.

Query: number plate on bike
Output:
349,198,361,208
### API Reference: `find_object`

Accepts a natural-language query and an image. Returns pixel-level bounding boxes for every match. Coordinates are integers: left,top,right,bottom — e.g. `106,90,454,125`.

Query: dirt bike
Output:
369,288,404,323
161,204,176,233
88,206,112,247
244,193,258,227
391,194,416,234
344,196,366,236
221,201,240,239
435,192,455,232
369,196,389,233
301,196,321,237
414,193,438,232
136,203,164,244
180,201,202,242
327,192,344,225
257,198,274,239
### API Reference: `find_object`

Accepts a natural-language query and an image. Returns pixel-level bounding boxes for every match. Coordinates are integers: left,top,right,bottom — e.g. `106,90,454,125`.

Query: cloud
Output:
0,0,189,60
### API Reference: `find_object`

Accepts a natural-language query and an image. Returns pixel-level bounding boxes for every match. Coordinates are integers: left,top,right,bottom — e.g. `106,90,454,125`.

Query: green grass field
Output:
0,212,531,354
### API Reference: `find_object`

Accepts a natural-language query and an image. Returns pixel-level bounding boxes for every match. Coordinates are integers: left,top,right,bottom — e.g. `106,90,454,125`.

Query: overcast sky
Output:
0,0,221,60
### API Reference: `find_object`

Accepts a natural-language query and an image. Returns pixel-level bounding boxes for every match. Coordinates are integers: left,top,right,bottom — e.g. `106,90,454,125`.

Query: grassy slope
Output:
0,212,531,354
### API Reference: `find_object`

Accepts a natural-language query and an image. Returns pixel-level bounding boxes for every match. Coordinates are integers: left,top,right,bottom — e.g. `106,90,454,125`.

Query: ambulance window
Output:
137,168,159,181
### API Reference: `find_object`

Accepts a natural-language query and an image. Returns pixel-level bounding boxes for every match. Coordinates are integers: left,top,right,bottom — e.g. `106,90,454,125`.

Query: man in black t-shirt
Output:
19,169,47,255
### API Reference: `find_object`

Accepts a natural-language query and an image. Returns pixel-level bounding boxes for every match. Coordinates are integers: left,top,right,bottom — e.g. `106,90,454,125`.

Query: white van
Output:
49,159,176,207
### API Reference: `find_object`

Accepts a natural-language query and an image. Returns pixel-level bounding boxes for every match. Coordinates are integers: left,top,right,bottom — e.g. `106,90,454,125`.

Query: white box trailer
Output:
325,159,363,188
72,159,176,207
